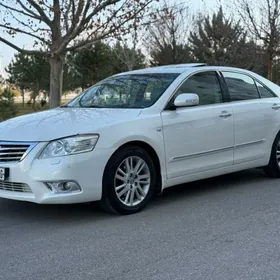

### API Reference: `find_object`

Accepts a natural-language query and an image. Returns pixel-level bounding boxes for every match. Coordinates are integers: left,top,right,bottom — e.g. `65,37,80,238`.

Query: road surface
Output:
1,169,280,280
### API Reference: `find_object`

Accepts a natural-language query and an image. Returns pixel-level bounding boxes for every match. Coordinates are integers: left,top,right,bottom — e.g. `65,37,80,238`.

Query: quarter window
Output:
222,72,260,101
175,71,223,106
255,81,276,98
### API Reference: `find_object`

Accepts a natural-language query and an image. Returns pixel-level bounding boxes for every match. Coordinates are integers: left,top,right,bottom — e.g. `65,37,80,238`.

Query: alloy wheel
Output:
277,142,280,166
114,156,151,206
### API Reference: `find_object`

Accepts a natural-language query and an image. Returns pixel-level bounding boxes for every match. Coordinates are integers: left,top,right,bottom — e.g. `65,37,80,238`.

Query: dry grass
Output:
15,104,50,117
15,99,71,117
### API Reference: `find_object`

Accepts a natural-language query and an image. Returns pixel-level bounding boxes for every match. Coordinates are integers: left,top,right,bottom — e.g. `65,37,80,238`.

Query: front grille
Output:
0,181,32,193
0,142,36,163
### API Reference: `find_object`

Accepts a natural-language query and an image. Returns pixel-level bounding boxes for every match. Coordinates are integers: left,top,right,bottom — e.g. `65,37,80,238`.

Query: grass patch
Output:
14,99,71,117
15,103,50,117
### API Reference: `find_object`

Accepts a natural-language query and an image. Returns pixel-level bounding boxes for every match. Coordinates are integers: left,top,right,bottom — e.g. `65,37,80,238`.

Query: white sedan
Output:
1,63,280,214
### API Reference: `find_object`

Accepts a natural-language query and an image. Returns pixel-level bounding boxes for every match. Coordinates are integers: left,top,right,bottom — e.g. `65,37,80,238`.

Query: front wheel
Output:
100,145,156,214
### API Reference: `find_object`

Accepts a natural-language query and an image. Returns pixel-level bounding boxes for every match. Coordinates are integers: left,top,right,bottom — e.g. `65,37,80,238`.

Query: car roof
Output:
111,64,280,97
113,63,205,75
114,64,255,76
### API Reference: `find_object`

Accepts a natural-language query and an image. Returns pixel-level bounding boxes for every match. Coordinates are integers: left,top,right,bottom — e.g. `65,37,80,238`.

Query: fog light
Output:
45,181,81,193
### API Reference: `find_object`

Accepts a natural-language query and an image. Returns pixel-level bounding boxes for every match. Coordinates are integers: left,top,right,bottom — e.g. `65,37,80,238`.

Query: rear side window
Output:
255,81,276,98
176,71,223,105
222,72,260,101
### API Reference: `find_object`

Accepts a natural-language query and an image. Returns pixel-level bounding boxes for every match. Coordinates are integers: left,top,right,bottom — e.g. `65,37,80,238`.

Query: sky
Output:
0,0,222,78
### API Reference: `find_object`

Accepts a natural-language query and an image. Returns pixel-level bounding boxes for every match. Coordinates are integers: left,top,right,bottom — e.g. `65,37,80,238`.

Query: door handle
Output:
272,104,280,110
219,111,232,118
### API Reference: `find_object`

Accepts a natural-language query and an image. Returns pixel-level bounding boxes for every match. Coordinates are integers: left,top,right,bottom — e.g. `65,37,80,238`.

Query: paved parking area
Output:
1,169,280,280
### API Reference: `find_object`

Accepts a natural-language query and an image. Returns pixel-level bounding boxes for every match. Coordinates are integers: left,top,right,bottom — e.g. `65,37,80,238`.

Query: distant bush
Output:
0,88,18,121
0,87,21,97
10,88,21,97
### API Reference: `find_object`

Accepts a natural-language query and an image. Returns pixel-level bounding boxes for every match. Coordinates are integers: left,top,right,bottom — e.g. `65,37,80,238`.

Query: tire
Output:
100,145,157,215
264,133,280,178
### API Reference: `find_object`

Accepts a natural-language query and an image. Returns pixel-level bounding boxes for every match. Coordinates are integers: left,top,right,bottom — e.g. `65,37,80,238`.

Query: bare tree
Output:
234,0,280,80
112,21,143,71
0,0,154,108
111,3,144,72
144,0,191,66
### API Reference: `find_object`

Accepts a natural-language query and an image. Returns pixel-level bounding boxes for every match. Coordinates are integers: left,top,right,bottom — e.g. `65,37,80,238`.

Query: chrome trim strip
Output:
162,67,278,112
169,139,266,163
20,142,37,161
0,141,37,163
0,181,32,193
235,139,265,149
169,146,234,162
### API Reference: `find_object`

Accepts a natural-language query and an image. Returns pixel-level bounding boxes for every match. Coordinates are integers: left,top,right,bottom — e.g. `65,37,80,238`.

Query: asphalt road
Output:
1,169,280,280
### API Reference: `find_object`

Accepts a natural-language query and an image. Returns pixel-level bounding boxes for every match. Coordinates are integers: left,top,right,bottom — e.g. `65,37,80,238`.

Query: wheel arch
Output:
268,126,280,154
102,140,163,197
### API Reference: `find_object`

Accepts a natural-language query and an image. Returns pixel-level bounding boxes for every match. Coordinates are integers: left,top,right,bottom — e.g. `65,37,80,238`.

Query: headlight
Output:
39,135,99,159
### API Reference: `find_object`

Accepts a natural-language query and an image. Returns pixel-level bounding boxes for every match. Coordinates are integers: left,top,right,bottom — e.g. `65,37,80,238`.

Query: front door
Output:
161,71,234,179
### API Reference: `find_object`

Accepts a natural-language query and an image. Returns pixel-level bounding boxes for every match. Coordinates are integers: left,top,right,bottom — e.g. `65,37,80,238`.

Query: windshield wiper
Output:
82,104,140,108
82,105,104,108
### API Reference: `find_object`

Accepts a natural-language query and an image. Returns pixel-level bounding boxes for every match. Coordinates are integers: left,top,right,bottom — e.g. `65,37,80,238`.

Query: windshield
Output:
66,73,179,109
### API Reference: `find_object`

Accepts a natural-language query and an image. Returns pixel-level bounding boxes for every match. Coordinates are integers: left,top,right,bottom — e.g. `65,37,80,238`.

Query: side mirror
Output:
174,93,199,107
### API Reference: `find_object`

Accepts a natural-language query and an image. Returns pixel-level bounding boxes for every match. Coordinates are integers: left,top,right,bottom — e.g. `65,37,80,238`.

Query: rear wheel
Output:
100,145,156,214
264,133,280,178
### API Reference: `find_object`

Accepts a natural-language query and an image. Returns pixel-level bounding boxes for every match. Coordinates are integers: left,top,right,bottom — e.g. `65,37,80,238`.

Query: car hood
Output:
0,108,142,142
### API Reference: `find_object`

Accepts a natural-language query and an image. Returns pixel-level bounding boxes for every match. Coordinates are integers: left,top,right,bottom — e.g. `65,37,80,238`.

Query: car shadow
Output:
155,168,269,203
0,168,272,224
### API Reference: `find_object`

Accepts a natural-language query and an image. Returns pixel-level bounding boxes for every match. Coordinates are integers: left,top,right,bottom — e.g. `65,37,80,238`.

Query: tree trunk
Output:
21,88,24,107
32,96,36,110
171,20,177,63
267,52,273,81
127,62,133,71
49,55,65,108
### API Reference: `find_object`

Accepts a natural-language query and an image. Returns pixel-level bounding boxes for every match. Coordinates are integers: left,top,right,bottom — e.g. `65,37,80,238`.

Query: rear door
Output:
221,71,280,164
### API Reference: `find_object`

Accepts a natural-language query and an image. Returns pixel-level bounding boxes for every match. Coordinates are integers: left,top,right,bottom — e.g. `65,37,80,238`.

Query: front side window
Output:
222,72,260,101
67,73,179,109
255,81,276,98
175,71,223,106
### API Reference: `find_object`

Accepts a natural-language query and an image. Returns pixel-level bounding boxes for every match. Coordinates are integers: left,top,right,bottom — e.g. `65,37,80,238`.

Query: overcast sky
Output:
0,0,223,77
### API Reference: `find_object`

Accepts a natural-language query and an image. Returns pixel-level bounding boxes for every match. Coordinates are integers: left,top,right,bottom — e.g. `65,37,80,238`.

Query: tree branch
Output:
52,0,62,40
0,24,50,45
0,37,45,55
4,7,49,36
0,2,40,21
64,0,121,47
83,0,121,26
240,2,262,40
66,12,138,52
15,0,43,20
63,0,74,32
26,0,52,26
58,1,92,54
64,0,87,40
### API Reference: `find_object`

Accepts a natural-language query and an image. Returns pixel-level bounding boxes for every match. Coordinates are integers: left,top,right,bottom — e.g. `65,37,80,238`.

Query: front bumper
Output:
0,142,114,204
